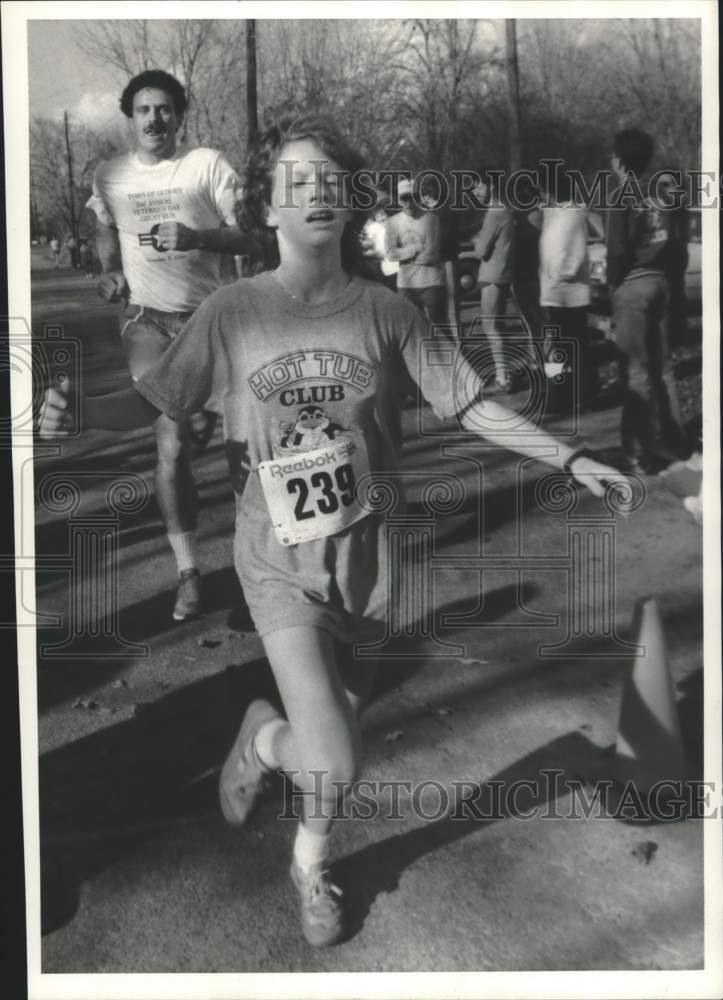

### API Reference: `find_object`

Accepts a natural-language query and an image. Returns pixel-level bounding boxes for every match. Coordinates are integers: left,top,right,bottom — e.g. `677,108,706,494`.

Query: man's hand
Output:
155,221,199,251
38,378,75,439
98,270,129,304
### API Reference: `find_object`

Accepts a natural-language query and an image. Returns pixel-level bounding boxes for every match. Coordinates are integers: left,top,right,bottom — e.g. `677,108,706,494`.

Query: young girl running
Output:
40,111,626,948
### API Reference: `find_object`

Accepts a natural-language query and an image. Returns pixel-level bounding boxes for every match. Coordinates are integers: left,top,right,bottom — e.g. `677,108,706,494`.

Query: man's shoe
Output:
173,568,203,622
219,699,280,827
290,860,344,947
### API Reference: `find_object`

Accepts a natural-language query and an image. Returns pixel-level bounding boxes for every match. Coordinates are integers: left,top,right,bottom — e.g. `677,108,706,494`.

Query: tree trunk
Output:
63,111,77,238
246,20,258,145
505,20,521,173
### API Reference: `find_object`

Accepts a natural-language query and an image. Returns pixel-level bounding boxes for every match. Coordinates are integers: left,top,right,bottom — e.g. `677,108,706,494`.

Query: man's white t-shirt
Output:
87,147,240,313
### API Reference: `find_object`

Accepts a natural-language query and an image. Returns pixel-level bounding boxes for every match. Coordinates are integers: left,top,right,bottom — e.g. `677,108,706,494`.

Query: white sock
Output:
253,718,286,771
293,822,331,874
167,531,196,575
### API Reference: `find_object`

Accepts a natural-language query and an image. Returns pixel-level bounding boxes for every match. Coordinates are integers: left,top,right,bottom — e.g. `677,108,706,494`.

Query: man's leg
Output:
399,286,422,311
511,280,544,368
444,260,459,329
613,277,683,470
120,307,203,618
480,282,510,388
646,279,689,461
418,285,447,326
612,281,655,467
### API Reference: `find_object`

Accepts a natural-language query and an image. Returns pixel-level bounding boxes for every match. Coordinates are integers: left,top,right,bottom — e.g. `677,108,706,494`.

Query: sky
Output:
28,20,126,130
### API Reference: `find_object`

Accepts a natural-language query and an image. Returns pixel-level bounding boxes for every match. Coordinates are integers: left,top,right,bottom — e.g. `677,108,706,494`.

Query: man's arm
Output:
154,221,251,254
95,218,129,301
384,217,423,262
412,212,441,266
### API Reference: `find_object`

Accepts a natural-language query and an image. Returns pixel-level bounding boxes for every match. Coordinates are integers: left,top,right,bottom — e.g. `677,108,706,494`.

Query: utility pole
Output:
246,19,258,145
29,169,40,239
505,20,521,173
63,111,77,239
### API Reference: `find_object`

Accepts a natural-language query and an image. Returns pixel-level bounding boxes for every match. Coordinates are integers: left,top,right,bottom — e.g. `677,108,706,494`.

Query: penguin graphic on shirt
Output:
278,405,347,454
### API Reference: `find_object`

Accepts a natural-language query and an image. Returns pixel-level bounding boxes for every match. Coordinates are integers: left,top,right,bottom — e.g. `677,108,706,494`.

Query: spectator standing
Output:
384,177,446,325
606,128,689,472
538,171,597,406
657,170,690,349
473,171,516,391
49,236,60,268
66,233,79,269
78,238,92,277
419,176,460,328
361,208,398,290
510,176,544,372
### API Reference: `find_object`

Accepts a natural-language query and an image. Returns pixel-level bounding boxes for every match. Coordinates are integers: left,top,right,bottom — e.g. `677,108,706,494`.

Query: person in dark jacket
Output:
606,128,689,472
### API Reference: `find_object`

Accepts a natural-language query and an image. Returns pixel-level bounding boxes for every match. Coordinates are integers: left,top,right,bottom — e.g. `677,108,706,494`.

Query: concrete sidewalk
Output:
32,271,706,973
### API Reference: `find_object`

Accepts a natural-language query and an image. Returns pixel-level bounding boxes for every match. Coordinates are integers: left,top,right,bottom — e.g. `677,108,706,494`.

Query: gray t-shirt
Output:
135,271,467,640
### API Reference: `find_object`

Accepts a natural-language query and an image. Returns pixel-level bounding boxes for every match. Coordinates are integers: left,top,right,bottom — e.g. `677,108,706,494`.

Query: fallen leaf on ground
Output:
457,657,489,666
384,730,404,743
631,841,658,864
72,698,98,711
198,637,222,649
579,723,593,732
112,679,129,689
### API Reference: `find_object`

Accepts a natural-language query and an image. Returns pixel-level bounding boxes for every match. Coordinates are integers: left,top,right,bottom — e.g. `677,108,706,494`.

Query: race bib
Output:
258,436,370,546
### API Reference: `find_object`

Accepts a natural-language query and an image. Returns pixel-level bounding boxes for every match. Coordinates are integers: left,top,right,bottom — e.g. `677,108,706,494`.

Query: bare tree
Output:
31,115,122,236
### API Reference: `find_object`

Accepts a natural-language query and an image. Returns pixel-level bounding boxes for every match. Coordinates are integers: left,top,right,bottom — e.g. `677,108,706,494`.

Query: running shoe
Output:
290,860,344,947
172,568,203,622
219,699,279,827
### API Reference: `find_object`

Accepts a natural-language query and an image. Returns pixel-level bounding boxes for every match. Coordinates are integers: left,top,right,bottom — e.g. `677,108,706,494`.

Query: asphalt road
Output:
30,261,706,976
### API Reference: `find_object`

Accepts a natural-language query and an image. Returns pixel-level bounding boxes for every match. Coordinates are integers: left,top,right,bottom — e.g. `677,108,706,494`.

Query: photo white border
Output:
3,1,721,997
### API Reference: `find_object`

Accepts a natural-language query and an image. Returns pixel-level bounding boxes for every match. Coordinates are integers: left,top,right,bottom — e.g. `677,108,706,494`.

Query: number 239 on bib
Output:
257,437,371,546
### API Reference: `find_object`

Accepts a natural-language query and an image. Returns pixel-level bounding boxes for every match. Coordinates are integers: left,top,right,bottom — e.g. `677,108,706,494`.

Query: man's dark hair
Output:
613,128,654,174
120,70,187,119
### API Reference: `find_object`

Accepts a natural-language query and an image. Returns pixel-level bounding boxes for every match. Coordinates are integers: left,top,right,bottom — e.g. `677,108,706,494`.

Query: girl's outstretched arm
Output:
459,396,627,499
38,380,160,438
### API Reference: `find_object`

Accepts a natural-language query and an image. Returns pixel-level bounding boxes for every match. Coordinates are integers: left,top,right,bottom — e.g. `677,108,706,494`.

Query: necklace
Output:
272,269,352,303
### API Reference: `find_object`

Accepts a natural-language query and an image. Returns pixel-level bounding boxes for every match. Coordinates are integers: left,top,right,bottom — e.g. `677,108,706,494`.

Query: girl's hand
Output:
569,453,630,502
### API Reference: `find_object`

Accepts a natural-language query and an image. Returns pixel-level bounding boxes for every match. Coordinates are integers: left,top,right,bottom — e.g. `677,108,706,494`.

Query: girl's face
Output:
266,138,352,256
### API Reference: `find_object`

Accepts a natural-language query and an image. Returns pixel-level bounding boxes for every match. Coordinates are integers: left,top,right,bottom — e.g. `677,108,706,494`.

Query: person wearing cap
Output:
384,177,446,325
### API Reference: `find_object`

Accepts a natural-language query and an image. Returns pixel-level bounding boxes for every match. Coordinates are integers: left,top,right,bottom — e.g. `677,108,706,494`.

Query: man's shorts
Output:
119,304,192,381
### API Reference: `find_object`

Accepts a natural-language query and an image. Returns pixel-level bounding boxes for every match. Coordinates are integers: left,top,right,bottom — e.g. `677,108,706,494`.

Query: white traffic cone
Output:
614,598,687,792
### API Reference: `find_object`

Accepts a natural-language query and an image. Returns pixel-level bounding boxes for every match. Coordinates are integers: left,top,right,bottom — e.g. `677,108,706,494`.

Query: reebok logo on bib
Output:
258,436,370,546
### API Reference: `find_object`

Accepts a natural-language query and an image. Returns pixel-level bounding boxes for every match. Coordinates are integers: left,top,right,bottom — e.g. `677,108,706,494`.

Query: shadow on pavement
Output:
335,657,705,943
37,584,527,936
36,565,251,711
38,593,702,941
